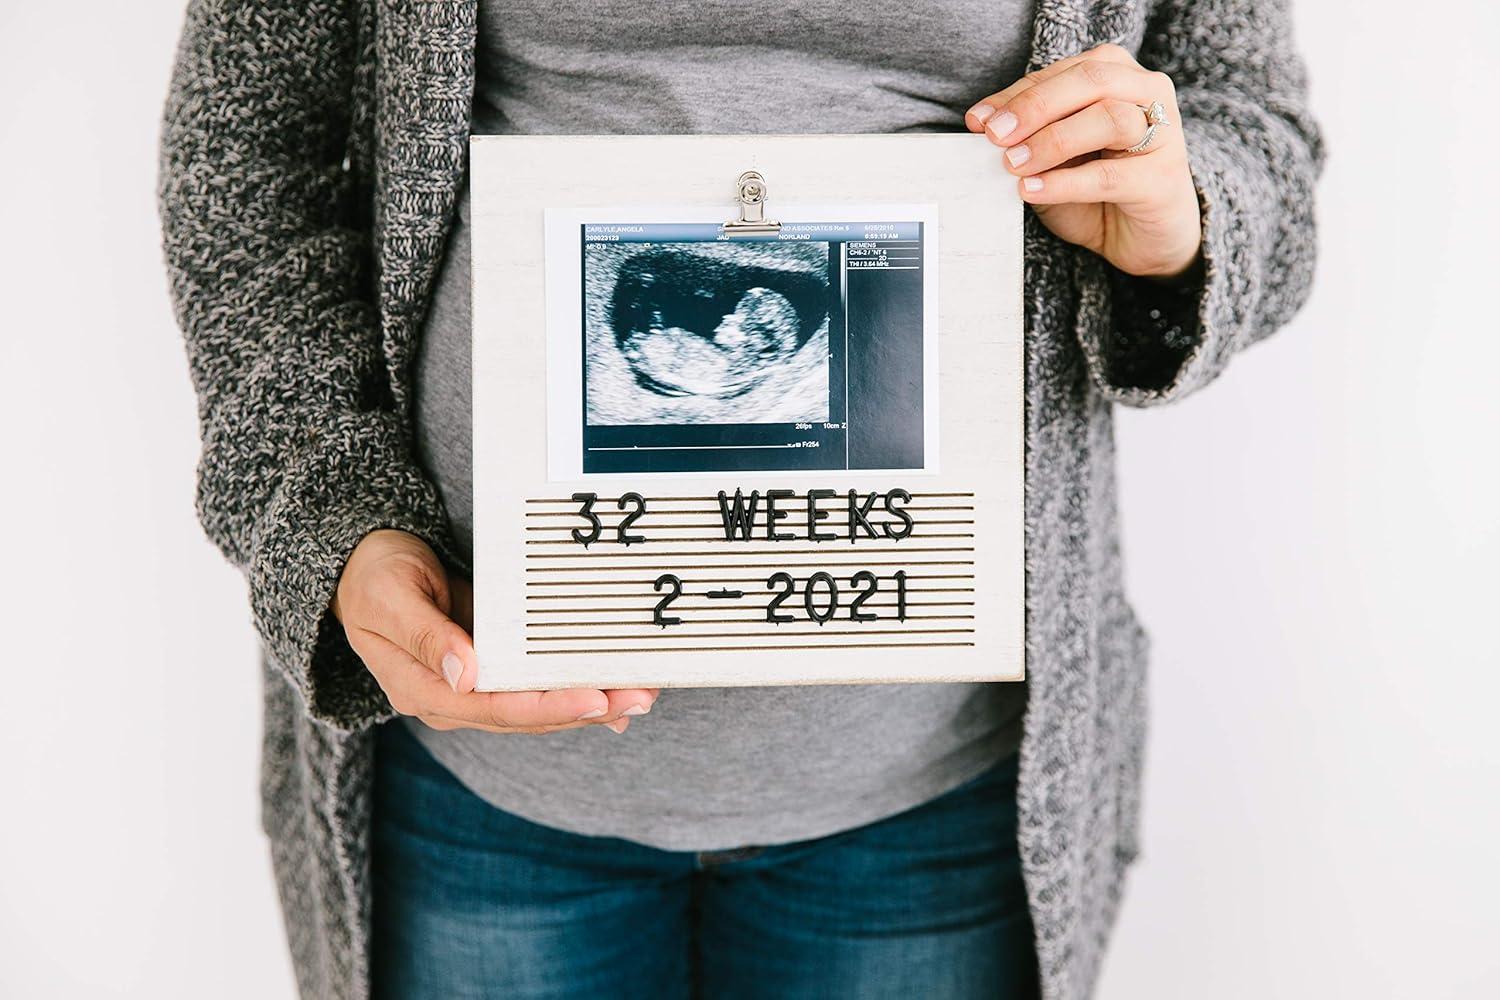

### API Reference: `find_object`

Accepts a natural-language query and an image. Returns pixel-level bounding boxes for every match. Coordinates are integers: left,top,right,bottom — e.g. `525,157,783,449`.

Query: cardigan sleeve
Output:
1072,0,1326,406
157,0,459,733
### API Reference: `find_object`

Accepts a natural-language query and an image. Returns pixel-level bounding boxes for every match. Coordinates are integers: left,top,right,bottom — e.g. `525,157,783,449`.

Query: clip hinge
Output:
722,171,781,237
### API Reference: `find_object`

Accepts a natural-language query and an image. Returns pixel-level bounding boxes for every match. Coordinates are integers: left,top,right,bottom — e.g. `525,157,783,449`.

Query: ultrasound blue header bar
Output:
582,221,921,243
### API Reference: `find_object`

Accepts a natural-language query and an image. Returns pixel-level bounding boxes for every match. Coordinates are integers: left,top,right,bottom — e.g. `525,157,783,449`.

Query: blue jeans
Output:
371,720,1038,999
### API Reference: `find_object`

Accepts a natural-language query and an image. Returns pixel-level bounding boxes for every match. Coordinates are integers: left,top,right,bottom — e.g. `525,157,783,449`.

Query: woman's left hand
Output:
966,43,1202,281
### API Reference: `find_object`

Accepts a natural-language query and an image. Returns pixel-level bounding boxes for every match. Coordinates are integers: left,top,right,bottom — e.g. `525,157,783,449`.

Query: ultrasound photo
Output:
584,241,832,426
562,214,928,476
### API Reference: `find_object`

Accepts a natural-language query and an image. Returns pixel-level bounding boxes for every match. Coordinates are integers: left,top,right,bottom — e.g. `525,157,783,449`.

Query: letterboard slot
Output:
525,614,976,627
524,643,979,656
530,629,974,641
522,493,977,503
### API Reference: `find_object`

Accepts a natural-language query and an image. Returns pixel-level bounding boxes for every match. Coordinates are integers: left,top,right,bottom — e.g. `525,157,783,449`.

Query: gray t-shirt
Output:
408,0,1035,851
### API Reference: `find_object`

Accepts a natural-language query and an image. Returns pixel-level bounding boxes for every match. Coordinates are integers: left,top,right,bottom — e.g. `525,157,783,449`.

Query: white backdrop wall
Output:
1099,3,1500,995
1,2,1494,997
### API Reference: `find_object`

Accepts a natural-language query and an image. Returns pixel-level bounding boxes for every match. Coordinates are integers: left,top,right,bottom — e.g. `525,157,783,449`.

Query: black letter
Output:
570,492,601,546
847,490,879,542
717,489,760,541
616,492,647,545
849,570,879,620
806,489,836,541
803,572,839,623
765,489,794,541
652,574,683,626
881,488,914,540
766,572,796,622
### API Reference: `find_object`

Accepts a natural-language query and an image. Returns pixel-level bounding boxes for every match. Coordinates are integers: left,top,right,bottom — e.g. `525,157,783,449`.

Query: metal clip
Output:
722,170,781,238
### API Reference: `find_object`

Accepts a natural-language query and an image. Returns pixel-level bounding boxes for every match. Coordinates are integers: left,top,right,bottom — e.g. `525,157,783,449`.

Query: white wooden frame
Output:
471,134,1024,690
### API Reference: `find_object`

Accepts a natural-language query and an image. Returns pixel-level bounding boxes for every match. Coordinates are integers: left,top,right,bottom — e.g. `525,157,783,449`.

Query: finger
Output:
379,635,657,727
1002,101,1158,176
438,580,649,722
416,714,601,736
1017,157,1154,207
964,43,1139,132
456,686,622,729
358,629,615,726
977,59,1163,149
356,571,478,692
445,687,660,729
419,713,634,736
603,687,660,718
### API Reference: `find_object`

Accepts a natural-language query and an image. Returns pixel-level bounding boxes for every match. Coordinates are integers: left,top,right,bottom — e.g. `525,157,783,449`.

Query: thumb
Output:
377,573,478,694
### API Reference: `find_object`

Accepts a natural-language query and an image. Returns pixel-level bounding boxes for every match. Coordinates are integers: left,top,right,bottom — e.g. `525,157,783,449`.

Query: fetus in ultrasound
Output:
585,241,831,426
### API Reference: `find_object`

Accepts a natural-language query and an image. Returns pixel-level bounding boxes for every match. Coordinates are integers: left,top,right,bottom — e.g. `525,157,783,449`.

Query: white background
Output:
0,1,1494,997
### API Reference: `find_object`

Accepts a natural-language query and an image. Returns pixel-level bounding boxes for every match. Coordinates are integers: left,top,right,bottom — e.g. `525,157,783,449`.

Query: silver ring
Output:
1125,100,1171,154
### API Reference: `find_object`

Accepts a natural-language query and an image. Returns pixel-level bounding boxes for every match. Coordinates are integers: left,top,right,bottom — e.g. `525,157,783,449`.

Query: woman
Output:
158,1,1321,997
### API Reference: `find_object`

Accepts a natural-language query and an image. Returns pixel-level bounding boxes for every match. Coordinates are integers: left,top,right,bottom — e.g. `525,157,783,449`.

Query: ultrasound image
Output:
585,241,832,426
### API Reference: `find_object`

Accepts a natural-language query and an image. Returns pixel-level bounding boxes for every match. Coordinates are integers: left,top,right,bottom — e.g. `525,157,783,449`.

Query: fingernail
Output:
623,703,650,716
440,652,463,691
1006,144,1032,168
1023,177,1045,192
606,718,629,734
576,707,607,720
967,102,998,125
986,111,1018,142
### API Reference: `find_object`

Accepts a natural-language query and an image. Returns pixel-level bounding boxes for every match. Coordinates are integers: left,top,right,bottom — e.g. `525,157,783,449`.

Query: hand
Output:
965,43,1202,281
332,529,658,734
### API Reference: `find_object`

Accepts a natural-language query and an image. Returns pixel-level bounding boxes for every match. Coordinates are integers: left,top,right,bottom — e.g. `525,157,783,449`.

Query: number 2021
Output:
651,571,908,626
766,570,908,623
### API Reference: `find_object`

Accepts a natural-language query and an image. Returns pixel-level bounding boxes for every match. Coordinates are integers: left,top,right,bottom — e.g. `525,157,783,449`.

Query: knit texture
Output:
157,2,1322,997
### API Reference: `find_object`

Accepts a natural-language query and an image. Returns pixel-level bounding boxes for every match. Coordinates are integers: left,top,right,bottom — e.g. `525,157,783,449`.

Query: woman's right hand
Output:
332,529,658,734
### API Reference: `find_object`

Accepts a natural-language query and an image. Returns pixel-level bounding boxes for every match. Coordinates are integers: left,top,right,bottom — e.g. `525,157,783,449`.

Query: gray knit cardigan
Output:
157,1,1321,996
